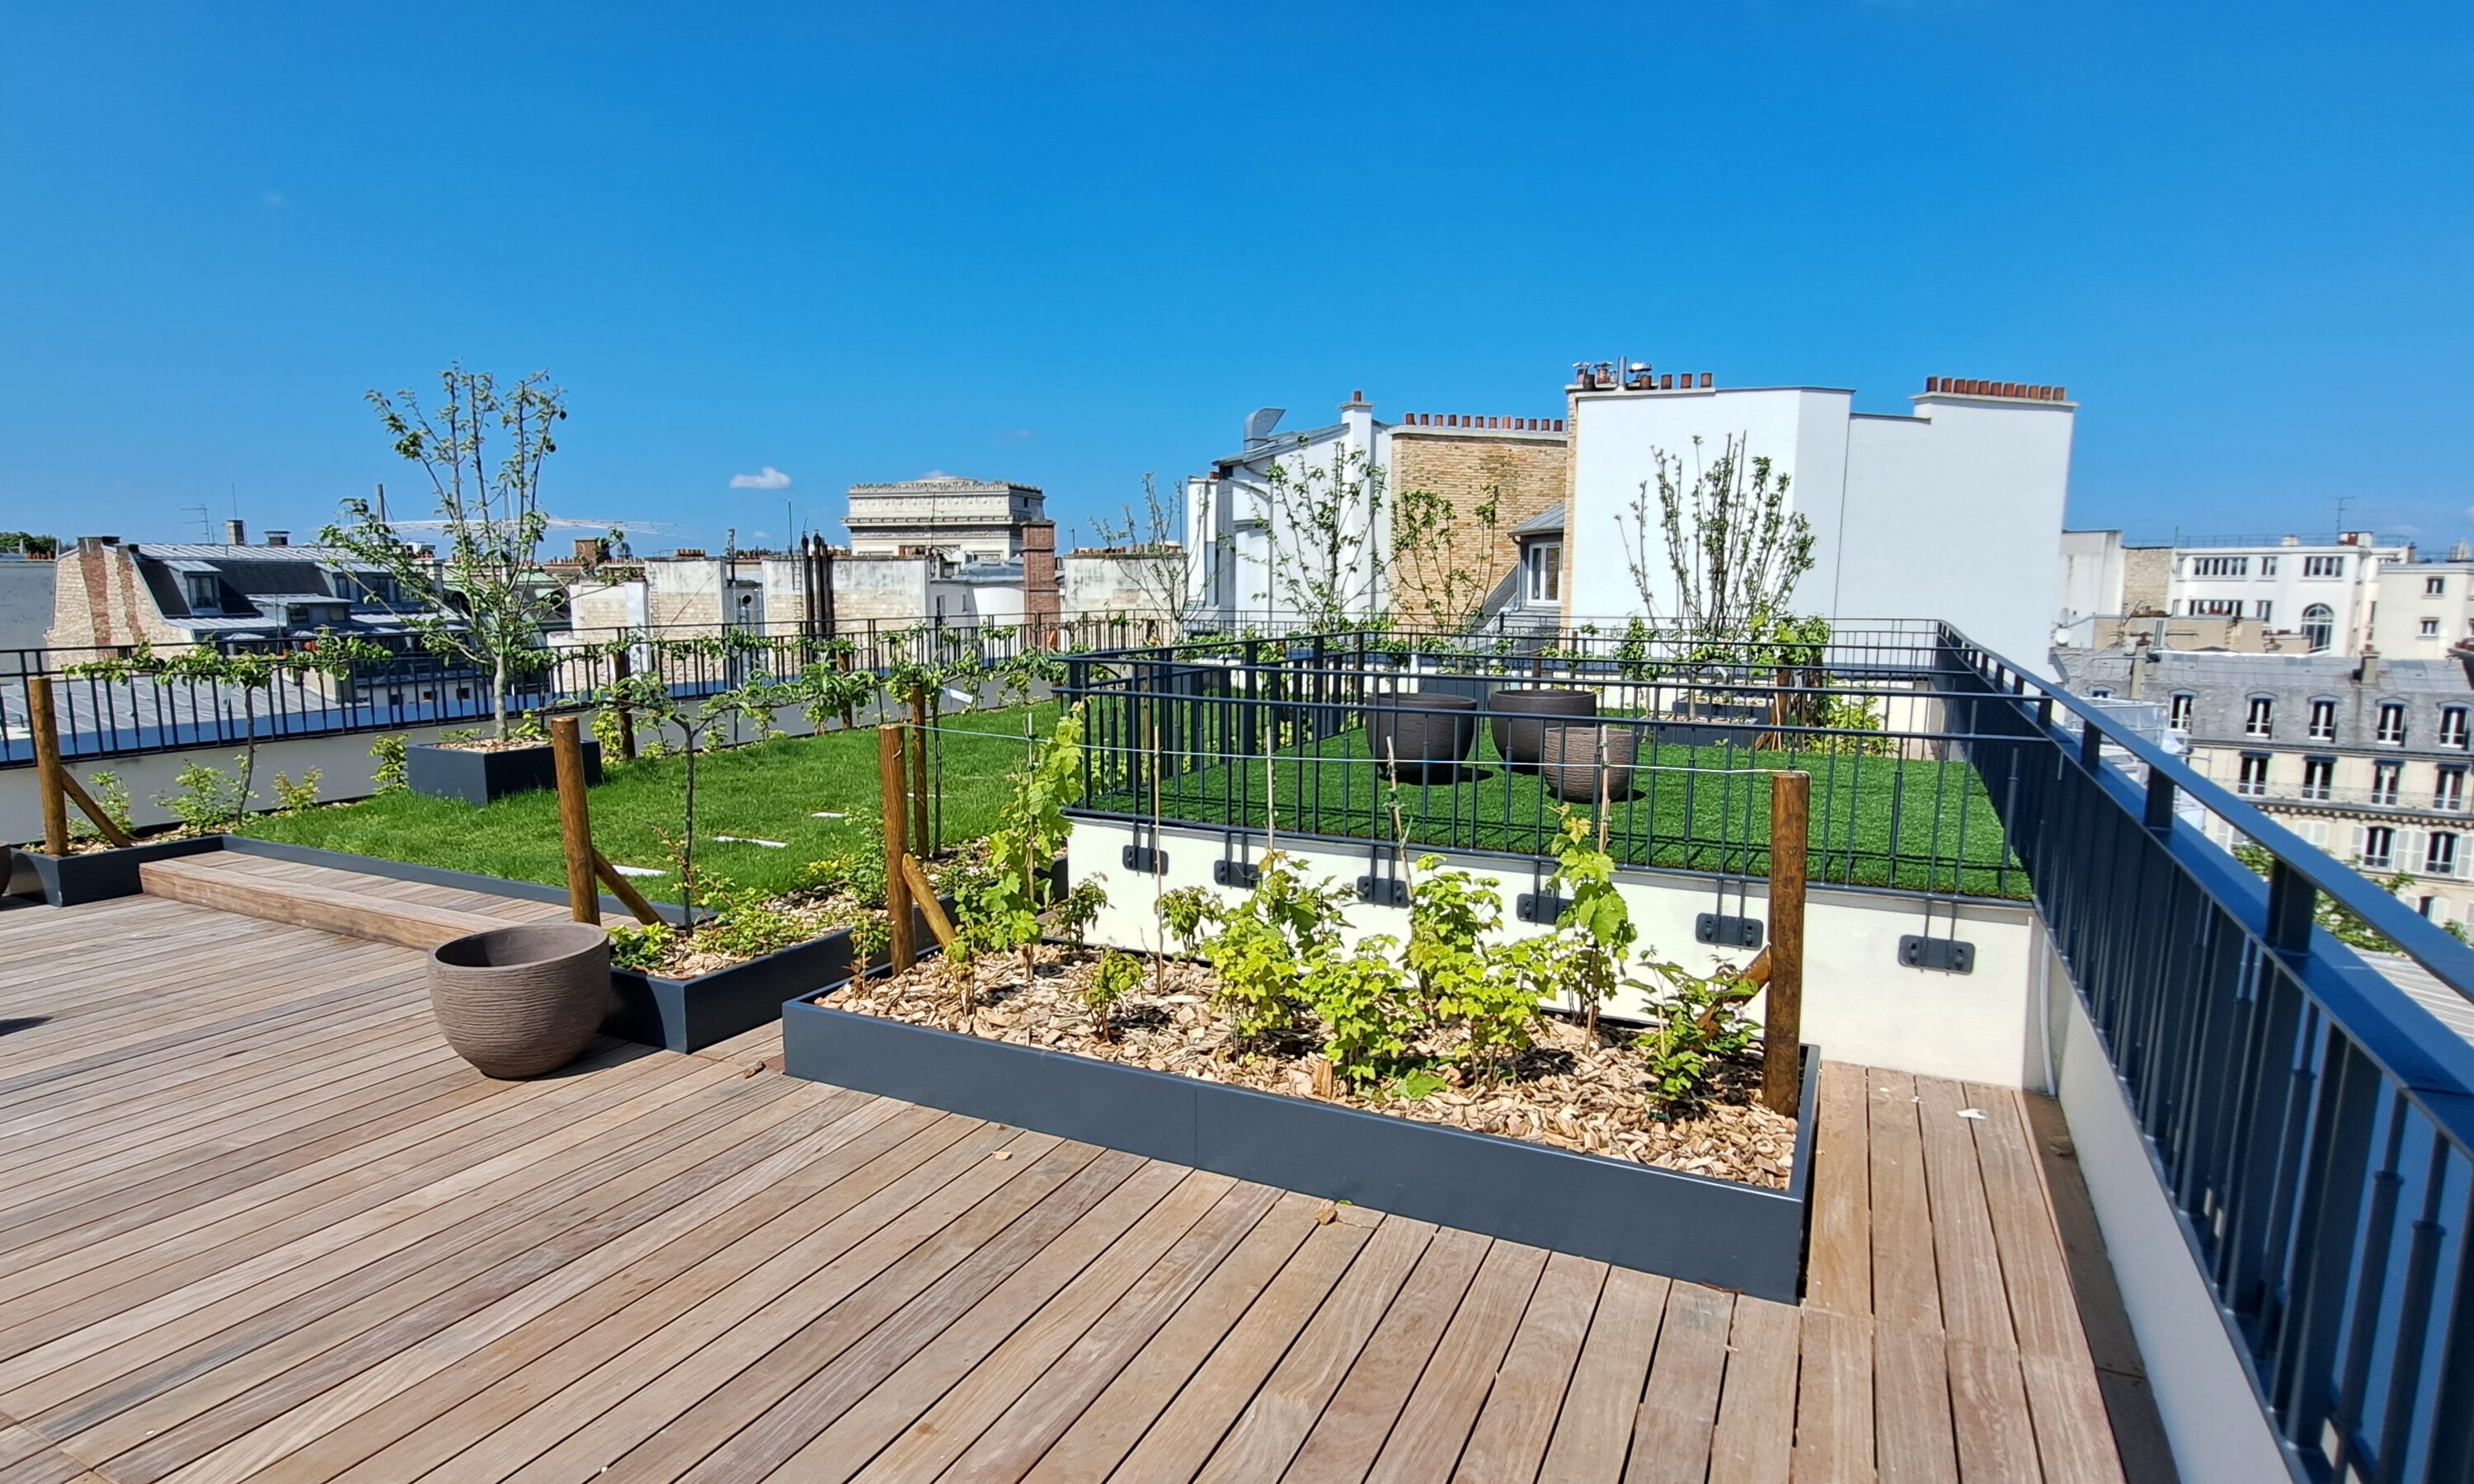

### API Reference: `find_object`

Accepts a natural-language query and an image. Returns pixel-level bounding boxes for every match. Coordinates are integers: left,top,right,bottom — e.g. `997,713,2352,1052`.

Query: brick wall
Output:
45,538,183,655
1388,422,1569,627
1021,520,1060,636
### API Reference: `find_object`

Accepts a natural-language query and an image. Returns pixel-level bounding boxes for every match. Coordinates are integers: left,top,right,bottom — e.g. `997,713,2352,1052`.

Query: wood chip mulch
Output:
826,944,1796,1190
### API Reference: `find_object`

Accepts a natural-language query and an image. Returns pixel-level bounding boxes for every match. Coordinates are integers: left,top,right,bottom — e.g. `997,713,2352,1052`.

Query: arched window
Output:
2302,603,2335,653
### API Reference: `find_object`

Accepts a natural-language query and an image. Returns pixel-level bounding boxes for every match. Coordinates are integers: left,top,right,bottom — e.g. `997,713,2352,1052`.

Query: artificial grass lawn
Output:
1087,718,2026,899
242,703,1059,904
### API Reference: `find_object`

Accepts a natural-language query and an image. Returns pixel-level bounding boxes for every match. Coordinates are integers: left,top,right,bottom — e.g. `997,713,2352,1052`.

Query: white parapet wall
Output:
1066,816,2048,1088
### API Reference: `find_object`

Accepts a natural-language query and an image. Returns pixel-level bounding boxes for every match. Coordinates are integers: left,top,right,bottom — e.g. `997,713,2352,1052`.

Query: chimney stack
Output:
224,519,246,545
264,530,289,547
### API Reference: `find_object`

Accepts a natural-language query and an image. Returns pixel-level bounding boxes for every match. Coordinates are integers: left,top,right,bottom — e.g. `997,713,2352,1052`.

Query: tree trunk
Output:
492,655,510,739
235,690,259,833
679,732,698,933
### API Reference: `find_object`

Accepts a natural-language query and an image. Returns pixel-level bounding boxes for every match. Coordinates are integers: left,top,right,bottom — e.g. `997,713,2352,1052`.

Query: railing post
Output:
2143,771,2177,834
28,675,69,856
880,723,915,973
551,716,600,924
1763,771,1808,1116
2265,861,2316,959
2079,718,2102,773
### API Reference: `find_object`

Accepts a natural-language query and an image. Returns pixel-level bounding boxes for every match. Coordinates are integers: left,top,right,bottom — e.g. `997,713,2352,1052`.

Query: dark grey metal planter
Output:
10,835,224,906
782,992,1818,1300
608,893,952,1052
1488,688,1597,772
1362,693,1480,786
407,740,600,805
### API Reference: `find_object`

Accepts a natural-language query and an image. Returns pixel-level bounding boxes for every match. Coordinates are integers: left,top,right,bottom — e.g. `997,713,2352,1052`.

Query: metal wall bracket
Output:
1696,913,1764,950
1120,820,1167,876
1357,875,1410,908
1517,890,1569,924
1213,858,1259,888
1898,935,1976,974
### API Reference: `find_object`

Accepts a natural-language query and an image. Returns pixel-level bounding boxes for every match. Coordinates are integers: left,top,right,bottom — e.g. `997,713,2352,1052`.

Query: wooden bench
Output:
139,857,516,951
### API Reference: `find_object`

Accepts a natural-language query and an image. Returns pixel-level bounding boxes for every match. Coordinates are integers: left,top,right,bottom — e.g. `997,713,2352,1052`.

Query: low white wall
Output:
2050,952,2290,1484
1065,817,2045,1087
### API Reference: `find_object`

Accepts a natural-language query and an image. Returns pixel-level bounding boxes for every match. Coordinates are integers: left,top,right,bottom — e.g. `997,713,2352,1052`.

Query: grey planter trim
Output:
406,739,600,805
782,992,1818,1300
608,894,954,1054
223,836,694,927
10,836,225,906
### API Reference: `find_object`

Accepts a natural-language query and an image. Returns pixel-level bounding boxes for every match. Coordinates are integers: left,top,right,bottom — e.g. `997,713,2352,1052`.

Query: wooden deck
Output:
0,893,2160,1483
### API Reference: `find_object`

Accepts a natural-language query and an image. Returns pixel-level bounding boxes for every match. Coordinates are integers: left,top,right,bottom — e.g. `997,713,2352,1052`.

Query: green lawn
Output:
1086,718,2025,899
243,704,1057,904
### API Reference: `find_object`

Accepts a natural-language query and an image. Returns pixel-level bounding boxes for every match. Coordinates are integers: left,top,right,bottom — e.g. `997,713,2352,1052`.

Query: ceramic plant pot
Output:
1363,693,1480,785
1487,688,1597,772
427,921,612,1078
1538,718,1641,803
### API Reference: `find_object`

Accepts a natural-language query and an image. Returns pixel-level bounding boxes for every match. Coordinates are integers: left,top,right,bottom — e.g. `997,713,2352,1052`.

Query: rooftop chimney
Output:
224,519,246,545
2360,650,2382,687
265,530,289,547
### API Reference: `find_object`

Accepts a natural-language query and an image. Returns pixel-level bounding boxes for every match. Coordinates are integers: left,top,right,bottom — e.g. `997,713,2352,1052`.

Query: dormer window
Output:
184,574,219,613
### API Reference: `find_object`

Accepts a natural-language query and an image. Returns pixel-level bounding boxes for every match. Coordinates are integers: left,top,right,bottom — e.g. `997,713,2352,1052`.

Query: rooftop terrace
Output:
0,892,2152,1482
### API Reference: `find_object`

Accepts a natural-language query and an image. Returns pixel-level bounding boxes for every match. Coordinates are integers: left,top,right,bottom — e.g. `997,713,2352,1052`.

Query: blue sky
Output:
2,2,2468,554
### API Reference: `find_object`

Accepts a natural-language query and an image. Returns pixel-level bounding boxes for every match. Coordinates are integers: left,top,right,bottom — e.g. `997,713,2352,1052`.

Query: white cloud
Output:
729,466,793,491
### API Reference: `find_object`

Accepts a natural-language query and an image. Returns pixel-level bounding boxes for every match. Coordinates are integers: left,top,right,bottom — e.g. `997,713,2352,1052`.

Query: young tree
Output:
320,365,588,737
1086,473,1204,633
1259,440,1390,624
1616,434,1816,656
1390,482,1505,634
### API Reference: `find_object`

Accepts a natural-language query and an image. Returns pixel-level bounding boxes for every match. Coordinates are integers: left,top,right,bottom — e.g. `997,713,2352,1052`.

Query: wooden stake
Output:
899,852,957,948
27,676,68,856
590,849,665,925
1763,769,1809,1116
881,722,915,971
59,773,131,848
551,716,599,923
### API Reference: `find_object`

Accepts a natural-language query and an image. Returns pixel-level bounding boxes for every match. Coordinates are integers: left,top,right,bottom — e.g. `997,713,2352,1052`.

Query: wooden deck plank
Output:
1915,1075,2016,1350
1451,1252,1604,1484
2020,1351,2129,1484
1867,1069,1944,1333
1791,1308,1874,1484
1621,1282,1733,1484
1277,1226,1490,1483
1364,1240,1551,1484
1537,1266,1667,1484
1705,1297,1800,1484
1873,1323,1959,1484
1807,1061,1873,1317
1946,1338,2044,1484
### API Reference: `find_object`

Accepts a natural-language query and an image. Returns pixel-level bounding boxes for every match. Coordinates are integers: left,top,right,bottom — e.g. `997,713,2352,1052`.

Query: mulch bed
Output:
827,944,1796,1189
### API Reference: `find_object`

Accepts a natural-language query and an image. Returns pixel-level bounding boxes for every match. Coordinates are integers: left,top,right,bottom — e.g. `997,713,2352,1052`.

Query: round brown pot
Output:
1362,693,1479,785
1538,718,1642,803
427,922,612,1078
1487,688,1597,771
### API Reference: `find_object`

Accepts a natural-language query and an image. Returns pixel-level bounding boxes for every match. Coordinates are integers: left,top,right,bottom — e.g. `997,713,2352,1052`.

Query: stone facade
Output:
48,538,193,654
844,478,1046,563
1060,547,1185,627
1386,418,1569,627
2122,545,2172,614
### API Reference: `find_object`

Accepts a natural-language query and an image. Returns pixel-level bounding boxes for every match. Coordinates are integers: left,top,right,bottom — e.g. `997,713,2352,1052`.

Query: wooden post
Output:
551,716,599,924
1763,770,1808,1116
880,722,915,971
609,647,638,760
906,686,931,856
28,675,69,856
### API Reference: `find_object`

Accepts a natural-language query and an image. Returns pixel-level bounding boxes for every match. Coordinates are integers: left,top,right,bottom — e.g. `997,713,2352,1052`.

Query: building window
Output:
2307,698,2336,741
2168,693,2194,731
2261,556,2279,576
2191,556,2250,577
2373,759,2403,805
2236,754,2270,797
2302,755,2335,801
2430,833,2459,876
2254,600,2274,622
2305,555,2345,578
2190,599,2244,618
2087,688,2113,699
2424,618,2444,638
2429,576,2448,596
2363,825,2396,869
2301,603,2336,652
183,574,219,612
1524,542,1560,604
2447,708,2471,749
2244,697,2274,738
2438,767,2467,812
2378,702,2408,744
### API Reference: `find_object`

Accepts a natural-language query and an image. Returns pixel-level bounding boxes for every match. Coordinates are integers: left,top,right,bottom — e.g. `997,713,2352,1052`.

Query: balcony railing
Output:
1935,622,2474,1483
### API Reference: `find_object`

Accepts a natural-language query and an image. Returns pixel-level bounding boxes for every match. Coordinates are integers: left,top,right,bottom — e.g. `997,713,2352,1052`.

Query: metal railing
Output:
1936,623,2474,1483
1059,624,2026,899
0,613,1179,768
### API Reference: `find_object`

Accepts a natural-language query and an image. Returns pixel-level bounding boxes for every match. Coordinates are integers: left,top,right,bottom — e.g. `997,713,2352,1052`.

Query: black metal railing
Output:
1938,623,2474,1484
1059,625,2027,899
0,613,1176,768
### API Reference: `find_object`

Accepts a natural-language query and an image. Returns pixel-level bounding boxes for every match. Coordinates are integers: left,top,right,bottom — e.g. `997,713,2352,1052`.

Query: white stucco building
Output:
1562,373,2078,665
1184,393,1391,622
2369,548,2474,660
2162,534,2406,656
